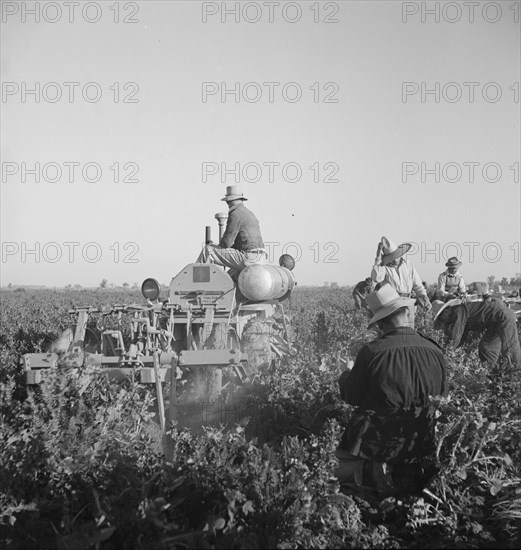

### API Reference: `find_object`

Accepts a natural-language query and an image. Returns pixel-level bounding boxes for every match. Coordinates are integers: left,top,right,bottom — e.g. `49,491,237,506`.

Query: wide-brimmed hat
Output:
433,298,462,328
380,236,412,265
431,300,445,318
366,283,415,326
445,257,462,268
221,185,248,202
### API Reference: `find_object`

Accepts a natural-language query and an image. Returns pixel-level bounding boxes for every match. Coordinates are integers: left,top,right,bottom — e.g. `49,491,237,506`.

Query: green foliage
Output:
1,288,520,548
0,365,162,546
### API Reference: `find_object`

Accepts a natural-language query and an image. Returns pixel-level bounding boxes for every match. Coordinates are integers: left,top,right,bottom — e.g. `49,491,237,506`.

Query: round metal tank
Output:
238,264,296,301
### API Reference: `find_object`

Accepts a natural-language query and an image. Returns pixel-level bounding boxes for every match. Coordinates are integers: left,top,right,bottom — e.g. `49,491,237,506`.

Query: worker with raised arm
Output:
196,185,268,279
371,236,431,327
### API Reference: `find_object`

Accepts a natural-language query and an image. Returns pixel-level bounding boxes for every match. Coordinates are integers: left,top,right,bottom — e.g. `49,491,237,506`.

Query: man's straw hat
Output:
433,298,462,328
366,283,415,327
445,257,462,268
380,236,412,265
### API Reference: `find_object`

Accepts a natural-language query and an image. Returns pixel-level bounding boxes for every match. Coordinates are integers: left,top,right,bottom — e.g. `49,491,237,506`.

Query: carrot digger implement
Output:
22,214,296,433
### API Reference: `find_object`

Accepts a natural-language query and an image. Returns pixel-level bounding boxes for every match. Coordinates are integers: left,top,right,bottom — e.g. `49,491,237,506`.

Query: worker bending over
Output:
433,297,521,369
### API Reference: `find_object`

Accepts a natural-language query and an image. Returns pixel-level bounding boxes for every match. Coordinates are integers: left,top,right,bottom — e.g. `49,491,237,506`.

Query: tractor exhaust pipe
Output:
205,226,212,244
215,212,228,241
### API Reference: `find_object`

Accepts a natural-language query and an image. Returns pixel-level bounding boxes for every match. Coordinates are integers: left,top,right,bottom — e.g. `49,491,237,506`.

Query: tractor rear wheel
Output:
241,318,273,373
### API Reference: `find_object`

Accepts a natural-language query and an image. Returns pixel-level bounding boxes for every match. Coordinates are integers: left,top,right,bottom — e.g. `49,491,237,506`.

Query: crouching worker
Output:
335,283,448,497
352,277,375,310
196,185,267,280
433,297,521,369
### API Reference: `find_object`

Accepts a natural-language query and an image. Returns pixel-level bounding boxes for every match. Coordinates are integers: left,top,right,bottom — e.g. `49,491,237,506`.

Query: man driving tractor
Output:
196,185,268,279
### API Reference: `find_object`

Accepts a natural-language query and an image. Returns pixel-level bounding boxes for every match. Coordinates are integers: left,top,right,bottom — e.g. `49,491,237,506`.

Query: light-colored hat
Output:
445,257,462,268
366,283,415,326
380,236,412,265
221,185,248,202
433,298,462,327
431,300,445,318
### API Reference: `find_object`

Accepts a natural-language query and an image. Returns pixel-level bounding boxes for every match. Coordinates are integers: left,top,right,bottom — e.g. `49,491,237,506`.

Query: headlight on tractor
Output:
141,278,160,301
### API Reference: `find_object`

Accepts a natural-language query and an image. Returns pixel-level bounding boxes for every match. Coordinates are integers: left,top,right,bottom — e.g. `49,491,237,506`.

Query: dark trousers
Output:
479,311,521,368
353,294,365,310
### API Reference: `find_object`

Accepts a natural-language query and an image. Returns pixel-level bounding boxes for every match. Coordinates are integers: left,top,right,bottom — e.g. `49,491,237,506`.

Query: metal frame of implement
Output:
22,300,252,432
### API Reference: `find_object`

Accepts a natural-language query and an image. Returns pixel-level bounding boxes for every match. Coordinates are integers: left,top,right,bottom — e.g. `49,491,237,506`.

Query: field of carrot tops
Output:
1,287,520,549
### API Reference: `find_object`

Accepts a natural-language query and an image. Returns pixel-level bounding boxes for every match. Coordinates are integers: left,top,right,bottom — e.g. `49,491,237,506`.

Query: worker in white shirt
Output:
371,236,431,327
437,257,466,301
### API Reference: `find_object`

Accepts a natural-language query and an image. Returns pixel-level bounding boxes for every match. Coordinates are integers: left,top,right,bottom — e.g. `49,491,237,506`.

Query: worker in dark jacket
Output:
336,283,447,496
352,278,375,309
197,186,267,278
433,298,521,368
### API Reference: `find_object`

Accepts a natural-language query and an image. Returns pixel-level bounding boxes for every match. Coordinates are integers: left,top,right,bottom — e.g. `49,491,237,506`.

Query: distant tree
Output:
132,282,139,290
330,282,339,289
487,275,495,288
65,284,72,290
109,283,115,289
324,282,330,288
99,278,108,289
7,283,12,290
500,277,509,288
122,282,129,290
74,284,82,290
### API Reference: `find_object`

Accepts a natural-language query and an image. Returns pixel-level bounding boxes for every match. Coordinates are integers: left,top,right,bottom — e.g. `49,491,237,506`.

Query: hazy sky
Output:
1,0,520,287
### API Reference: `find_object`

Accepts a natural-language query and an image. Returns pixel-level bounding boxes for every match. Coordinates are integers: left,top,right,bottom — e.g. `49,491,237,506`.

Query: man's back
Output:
466,299,508,326
220,203,264,251
450,298,518,346
341,327,447,411
339,327,447,463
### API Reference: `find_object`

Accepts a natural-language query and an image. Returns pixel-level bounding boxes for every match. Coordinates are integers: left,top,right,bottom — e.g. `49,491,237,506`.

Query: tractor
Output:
22,213,297,432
